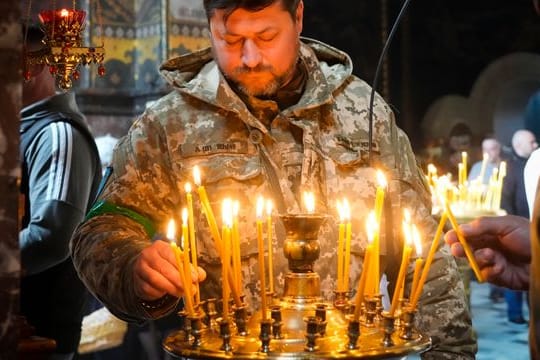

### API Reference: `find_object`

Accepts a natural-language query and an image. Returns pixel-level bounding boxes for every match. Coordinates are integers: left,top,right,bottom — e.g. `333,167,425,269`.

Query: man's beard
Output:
225,60,297,98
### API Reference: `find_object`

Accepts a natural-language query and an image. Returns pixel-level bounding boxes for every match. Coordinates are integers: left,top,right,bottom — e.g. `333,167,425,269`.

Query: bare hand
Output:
133,240,206,301
444,215,531,290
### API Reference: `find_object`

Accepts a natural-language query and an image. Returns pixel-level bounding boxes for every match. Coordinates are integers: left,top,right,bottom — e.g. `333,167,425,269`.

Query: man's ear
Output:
295,0,304,34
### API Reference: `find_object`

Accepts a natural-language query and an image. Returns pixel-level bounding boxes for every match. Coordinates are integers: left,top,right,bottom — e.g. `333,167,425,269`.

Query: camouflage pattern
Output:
71,38,476,358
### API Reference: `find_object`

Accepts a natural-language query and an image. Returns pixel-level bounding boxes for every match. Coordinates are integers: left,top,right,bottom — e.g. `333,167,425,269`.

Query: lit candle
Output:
410,226,424,299
462,151,468,182
266,199,274,294
389,211,413,317
256,197,268,320
444,201,484,282
193,166,241,306
478,152,488,182
232,200,242,293
410,212,448,310
184,183,200,305
181,210,195,316
373,171,386,295
221,199,232,320
458,163,464,187
353,213,375,321
167,219,191,315
336,200,345,291
344,199,352,293
364,211,378,296
303,191,315,214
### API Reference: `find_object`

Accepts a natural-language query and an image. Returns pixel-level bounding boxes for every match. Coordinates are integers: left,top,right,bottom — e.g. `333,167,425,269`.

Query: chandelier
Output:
23,1,106,90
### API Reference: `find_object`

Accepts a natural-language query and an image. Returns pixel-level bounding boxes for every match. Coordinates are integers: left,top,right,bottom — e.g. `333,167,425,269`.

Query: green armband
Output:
85,200,156,238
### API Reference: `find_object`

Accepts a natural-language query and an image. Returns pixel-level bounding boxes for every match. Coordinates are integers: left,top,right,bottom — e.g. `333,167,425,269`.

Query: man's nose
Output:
241,39,262,68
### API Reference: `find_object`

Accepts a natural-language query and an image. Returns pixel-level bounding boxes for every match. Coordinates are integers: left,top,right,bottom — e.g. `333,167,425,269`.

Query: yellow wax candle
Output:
411,227,423,298
256,197,268,321
458,163,464,187
184,183,200,305
266,200,274,294
221,199,232,320
181,211,195,316
373,171,387,295
344,199,352,293
478,152,488,182
410,212,447,310
444,202,484,283
193,166,241,306
167,219,193,315
336,200,345,291
353,246,371,321
462,151,468,181
390,213,413,316
232,201,242,293
364,211,378,296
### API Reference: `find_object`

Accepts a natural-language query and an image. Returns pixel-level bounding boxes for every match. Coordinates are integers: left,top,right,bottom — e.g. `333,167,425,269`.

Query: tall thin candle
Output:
410,213,447,309
444,201,484,282
353,213,375,321
373,171,387,295
266,200,274,294
184,183,199,305
410,226,424,298
232,200,242,293
221,199,232,320
256,197,268,321
193,166,241,306
344,199,352,293
167,219,193,316
336,200,345,291
389,211,413,316
181,211,195,316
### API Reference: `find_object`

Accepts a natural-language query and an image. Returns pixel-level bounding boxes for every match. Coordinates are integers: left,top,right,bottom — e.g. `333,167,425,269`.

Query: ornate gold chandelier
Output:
23,1,106,90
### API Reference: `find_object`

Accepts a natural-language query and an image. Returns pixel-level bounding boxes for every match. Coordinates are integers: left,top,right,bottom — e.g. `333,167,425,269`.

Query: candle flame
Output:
222,198,233,228
60,8,70,17
427,163,437,174
182,208,188,225
412,224,422,256
403,208,411,224
193,166,201,186
256,196,265,219
266,200,273,216
166,219,176,242
376,170,387,188
303,192,315,213
184,182,192,193
343,198,351,222
462,151,467,160
366,211,377,244
483,152,488,161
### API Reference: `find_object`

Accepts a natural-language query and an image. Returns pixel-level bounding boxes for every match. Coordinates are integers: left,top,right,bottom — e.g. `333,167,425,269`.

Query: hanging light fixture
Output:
23,0,106,90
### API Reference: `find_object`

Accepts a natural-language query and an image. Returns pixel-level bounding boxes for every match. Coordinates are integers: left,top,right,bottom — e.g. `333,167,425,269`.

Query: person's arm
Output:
71,111,201,322
20,122,97,275
389,120,476,360
444,215,531,291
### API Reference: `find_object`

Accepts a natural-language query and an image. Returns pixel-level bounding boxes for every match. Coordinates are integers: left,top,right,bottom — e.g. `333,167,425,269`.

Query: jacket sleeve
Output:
70,113,181,322
387,116,477,360
20,122,98,275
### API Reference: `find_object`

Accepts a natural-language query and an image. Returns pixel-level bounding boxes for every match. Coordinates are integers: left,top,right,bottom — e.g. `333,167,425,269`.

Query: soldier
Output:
71,0,476,358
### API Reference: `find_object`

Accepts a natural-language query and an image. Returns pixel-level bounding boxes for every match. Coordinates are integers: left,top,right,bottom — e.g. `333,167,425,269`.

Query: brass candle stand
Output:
164,214,431,359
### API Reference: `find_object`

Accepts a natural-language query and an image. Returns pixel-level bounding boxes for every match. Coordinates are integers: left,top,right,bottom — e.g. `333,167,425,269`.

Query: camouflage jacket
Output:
71,38,476,359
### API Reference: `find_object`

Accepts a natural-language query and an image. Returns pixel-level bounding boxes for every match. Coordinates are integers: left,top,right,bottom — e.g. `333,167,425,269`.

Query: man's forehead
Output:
210,3,287,33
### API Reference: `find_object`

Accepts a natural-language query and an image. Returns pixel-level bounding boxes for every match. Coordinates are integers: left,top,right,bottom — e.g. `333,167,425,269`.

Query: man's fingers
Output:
135,257,183,296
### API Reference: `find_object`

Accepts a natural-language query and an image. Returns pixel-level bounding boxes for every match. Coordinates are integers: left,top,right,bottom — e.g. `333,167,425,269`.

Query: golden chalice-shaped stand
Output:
164,214,431,359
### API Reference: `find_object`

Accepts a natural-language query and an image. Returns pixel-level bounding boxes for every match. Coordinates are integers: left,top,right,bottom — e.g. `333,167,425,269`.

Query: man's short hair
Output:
203,0,301,20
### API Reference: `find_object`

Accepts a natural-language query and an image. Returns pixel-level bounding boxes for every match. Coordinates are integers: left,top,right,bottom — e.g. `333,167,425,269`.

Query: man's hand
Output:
444,215,531,291
133,240,206,301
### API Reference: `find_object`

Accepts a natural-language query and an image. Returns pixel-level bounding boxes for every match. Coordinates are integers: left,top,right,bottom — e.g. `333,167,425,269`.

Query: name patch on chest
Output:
182,141,249,157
